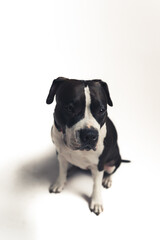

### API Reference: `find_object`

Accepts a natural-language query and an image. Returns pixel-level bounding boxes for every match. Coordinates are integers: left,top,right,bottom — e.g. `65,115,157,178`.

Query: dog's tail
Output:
121,159,131,163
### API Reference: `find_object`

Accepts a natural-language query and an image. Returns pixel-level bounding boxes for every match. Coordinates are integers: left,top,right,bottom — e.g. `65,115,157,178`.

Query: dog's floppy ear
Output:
46,77,67,104
100,80,113,107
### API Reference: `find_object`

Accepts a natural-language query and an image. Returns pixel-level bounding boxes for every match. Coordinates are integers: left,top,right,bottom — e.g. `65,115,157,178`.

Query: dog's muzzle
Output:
78,128,99,151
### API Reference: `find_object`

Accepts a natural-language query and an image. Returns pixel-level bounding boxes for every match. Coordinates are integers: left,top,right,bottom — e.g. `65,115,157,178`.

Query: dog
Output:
46,77,130,215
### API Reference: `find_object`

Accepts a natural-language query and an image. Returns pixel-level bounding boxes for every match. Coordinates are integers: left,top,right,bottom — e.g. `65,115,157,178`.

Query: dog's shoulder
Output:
98,117,121,171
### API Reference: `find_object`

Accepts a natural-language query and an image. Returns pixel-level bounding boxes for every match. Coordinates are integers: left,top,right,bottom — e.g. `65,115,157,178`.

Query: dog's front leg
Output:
49,155,69,193
90,167,104,215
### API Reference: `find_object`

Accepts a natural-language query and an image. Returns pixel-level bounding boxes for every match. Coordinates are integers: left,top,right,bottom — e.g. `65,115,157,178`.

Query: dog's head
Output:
46,77,113,151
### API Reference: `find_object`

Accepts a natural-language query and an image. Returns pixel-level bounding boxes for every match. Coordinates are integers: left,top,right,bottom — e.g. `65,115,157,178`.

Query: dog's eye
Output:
65,103,74,113
99,106,106,114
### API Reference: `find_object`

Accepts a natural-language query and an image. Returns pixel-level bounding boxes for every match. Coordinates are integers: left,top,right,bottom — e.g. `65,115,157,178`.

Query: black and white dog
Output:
46,77,130,215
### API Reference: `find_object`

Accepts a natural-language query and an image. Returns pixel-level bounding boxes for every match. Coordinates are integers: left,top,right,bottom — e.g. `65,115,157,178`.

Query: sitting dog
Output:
46,77,130,215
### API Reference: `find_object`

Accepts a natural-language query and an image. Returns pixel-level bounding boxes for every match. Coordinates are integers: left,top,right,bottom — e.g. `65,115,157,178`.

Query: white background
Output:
0,0,160,239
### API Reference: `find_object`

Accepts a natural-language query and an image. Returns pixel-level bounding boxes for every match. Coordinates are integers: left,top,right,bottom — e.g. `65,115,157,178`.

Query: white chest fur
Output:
51,124,106,170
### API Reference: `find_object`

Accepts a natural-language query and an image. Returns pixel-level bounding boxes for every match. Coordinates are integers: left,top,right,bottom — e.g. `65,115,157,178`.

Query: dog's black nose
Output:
79,128,98,150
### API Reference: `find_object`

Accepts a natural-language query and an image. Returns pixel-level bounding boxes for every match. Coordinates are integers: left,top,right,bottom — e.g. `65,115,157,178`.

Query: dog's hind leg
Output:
102,164,115,188
102,173,112,188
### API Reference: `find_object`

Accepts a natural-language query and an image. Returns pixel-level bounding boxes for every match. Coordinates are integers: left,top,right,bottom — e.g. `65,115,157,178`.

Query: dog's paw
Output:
102,176,112,189
49,182,64,193
90,200,104,216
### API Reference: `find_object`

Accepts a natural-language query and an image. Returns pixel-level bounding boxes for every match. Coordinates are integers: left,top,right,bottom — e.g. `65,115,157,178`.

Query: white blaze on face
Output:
83,86,100,130
65,86,106,150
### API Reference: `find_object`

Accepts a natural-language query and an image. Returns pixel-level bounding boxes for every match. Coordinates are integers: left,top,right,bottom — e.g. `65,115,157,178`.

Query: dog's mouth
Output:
65,143,96,151
79,145,97,151
64,138,96,151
